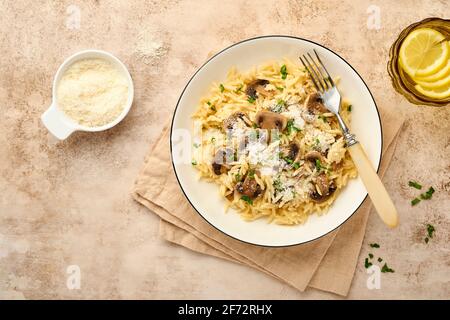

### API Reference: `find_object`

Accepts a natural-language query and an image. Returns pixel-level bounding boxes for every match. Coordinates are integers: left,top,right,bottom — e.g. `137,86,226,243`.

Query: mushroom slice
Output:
315,173,329,195
222,111,248,132
309,174,336,203
235,172,262,199
254,111,287,131
246,79,270,99
280,142,301,163
304,150,326,163
303,92,328,123
212,148,234,175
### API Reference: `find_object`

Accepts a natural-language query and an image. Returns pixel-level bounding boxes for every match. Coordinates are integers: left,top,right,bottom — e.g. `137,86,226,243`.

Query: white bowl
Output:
41,49,134,140
171,36,382,247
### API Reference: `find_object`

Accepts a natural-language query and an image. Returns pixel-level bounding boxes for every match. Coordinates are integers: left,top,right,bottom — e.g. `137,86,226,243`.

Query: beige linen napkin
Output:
133,107,404,296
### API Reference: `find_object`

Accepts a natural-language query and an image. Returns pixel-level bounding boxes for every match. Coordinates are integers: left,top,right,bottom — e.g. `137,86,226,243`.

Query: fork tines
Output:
299,49,335,93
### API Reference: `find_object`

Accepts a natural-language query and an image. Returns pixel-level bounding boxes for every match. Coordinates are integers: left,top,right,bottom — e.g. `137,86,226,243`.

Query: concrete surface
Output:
0,0,448,299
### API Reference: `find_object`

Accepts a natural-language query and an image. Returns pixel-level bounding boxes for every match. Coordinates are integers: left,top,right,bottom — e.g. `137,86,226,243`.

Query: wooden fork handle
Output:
347,143,399,228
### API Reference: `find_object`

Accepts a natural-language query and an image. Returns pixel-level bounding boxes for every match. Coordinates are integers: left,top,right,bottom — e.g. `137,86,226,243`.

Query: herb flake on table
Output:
381,263,395,273
378,257,383,262
420,186,435,200
411,197,421,206
427,224,435,237
347,105,352,112
364,258,372,269
191,160,197,166
280,64,288,80
369,253,374,259
424,223,435,243
408,180,422,190
369,243,380,248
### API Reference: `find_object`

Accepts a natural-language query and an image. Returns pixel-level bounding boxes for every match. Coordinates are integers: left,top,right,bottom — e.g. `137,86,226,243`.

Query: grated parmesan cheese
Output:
57,58,129,127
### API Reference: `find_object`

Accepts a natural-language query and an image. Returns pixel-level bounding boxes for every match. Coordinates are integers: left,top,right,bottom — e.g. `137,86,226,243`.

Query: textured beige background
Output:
0,0,449,299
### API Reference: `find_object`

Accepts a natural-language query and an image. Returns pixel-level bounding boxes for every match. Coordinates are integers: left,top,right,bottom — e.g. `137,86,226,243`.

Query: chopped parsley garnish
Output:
277,99,286,107
408,180,422,190
235,173,241,182
315,159,327,172
235,84,243,93
241,195,253,205
276,86,284,92
426,224,435,238
420,187,435,200
273,179,282,191
285,158,293,164
191,160,197,166
211,137,216,143
219,84,225,92
286,119,300,135
280,64,288,80
252,123,258,129
424,224,435,243
292,162,300,169
279,153,293,164
315,138,320,146
248,169,255,178
318,115,328,123
193,143,200,148
381,263,395,273
347,105,352,112
363,244,393,271
207,101,216,111
247,96,256,104
272,99,286,113
409,183,435,206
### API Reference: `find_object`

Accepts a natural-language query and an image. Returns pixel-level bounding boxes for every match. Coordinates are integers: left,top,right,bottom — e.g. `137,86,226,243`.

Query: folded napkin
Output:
133,106,404,296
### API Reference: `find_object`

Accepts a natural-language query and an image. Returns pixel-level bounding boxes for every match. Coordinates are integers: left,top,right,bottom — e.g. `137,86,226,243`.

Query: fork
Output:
300,50,398,228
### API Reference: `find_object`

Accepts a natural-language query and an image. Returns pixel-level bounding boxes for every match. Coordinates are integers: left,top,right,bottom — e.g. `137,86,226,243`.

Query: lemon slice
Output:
415,83,450,99
415,72,450,89
399,28,449,77
414,57,450,82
